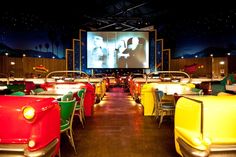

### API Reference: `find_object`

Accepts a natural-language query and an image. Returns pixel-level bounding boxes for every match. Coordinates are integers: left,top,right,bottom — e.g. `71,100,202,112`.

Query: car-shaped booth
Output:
175,95,236,157
0,76,34,95
107,76,118,88
93,73,109,91
128,73,146,102
0,96,60,156
0,73,56,95
40,71,95,117
140,71,200,116
75,75,106,104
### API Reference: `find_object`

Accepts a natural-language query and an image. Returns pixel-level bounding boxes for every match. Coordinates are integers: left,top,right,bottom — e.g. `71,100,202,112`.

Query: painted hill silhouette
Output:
0,42,60,58
176,46,236,58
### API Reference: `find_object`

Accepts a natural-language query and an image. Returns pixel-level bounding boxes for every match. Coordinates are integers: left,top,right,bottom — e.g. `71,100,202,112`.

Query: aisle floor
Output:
60,87,180,157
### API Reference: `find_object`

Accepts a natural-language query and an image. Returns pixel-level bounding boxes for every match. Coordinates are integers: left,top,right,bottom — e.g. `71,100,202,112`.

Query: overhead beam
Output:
83,15,110,24
121,23,138,29
115,2,149,16
97,23,117,30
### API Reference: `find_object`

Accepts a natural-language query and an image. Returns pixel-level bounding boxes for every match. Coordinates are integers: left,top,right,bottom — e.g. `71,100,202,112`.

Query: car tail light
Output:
23,106,35,120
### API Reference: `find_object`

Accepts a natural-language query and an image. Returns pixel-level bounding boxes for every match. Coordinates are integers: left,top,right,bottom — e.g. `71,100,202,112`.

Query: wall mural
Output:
174,34,236,59
0,28,71,59
169,9,236,59
1,8,236,70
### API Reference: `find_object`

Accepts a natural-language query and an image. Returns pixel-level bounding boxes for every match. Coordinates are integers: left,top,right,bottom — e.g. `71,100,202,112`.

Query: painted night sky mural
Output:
173,13,236,58
1,6,236,59
156,8,236,59
0,8,76,59
0,30,66,58
0,25,73,59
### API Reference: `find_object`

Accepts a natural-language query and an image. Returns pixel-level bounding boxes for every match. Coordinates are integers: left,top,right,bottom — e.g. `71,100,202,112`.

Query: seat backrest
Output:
77,88,86,98
156,90,164,102
10,91,25,96
34,88,45,94
7,84,25,93
153,88,164,102
153,88,175,107
59,98,77,126
152,88,156,101
62,92,73,101
77,88,86,107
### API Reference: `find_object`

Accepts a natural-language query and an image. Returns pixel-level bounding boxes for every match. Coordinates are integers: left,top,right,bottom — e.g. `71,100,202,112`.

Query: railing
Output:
146,71,191,84
0,73,10,85
45,70,90,83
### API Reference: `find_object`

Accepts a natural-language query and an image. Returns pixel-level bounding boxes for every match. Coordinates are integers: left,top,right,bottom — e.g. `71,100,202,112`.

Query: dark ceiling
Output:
1,0,171,31
0,1,235,50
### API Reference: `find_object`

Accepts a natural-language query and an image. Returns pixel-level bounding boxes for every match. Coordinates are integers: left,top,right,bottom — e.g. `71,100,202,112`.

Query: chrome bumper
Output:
0,138,59,157
177,137,236,157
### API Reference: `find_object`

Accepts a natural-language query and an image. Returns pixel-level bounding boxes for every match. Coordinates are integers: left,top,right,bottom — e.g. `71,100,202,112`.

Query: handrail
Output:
0,73,10,85
146,71,191,84
45,70,90,83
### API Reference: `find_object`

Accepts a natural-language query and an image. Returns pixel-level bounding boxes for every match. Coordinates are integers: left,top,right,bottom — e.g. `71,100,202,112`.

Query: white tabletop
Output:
226,84,236,92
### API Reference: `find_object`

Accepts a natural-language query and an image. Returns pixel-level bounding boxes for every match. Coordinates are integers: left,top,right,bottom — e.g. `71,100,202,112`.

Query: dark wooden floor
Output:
60,87,180,157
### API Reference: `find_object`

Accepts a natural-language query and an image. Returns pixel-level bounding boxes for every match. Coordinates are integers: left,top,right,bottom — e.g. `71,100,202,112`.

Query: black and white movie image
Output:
87,31,149,68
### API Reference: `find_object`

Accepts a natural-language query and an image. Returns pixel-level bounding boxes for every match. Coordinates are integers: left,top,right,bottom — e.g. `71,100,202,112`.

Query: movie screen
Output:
87,31,149,68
